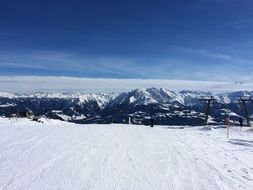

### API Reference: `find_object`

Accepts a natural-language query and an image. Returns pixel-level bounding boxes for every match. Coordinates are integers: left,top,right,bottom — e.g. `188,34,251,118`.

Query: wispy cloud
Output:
0,76,253,93
170,47,232,60
0,32,9,36
242,40,253,47
234,18,253,29
0,48,253,82
0,50,141,76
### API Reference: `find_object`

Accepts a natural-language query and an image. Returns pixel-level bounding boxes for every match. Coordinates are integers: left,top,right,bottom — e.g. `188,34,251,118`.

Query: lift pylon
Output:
237,96,252,126
198,96,215,125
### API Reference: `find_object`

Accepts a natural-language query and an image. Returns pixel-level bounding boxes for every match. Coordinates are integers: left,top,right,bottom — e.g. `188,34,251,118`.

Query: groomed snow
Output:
0,118,253,190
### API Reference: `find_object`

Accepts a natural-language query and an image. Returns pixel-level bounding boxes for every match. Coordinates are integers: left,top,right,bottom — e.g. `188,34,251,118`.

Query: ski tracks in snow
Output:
0,119,253,190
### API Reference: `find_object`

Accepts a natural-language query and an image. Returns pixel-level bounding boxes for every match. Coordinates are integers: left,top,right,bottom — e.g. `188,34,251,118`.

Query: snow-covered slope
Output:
77,93,116,108
108,88,198,107
0,117,253,190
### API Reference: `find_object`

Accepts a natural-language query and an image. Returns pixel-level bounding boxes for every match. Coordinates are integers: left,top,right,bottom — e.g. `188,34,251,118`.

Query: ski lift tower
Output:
237,96,252,126
198,96,215,125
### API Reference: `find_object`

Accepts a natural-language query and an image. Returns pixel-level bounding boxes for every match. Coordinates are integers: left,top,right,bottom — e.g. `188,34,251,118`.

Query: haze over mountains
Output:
0,88,252,125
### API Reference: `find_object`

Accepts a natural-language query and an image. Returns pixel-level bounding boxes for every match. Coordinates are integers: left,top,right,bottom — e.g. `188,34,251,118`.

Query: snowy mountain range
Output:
0,88,253,125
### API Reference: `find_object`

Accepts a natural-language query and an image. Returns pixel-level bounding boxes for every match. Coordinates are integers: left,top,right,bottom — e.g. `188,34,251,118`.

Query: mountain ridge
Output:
0,88,252,125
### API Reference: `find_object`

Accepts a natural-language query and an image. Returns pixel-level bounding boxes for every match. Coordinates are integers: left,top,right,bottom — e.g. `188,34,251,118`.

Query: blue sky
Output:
0,0,253,86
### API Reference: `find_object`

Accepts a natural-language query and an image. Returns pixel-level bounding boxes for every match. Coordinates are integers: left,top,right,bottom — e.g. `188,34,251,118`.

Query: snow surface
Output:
0,103,16,108
0,118,253,190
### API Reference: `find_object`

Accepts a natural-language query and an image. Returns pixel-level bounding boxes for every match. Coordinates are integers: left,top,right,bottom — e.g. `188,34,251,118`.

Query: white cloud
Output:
0,76,252,93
